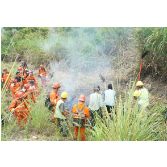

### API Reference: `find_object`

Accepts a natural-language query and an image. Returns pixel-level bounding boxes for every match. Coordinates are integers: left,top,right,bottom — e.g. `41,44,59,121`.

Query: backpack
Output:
73,105,86,127
45,95,54,111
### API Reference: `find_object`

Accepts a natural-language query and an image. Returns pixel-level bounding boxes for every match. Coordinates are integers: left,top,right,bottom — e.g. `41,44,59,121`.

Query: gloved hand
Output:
46,76,48,79
40,74,42,77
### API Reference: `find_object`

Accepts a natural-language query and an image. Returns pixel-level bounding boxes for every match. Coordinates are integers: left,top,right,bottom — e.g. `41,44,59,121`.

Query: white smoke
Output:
43,28,115,110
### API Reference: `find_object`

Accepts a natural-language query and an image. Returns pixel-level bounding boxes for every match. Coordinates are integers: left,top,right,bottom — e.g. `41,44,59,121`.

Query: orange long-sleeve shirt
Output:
9,99,21,112
50,89,59,106
72,103,90,124
26,75,38,83
9,99,30,126
19,72,27,86
26,75,38,90
20,65,27,72
9,99,30,116
9,83,21,99
1,72,12,88
1,72,12,83
38,69,47,76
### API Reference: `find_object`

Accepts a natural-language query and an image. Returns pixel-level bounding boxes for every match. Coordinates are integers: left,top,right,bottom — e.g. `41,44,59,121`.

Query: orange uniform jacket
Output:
26,75,38,83
38,69,47,76
15,90,29,101
72,103,90,124
72,103,89,141
20,65,27,72
50,89,59,106
9,83,21,99
9,99,30,125
1,72,12,89
26,75,38,89
19,72,27,86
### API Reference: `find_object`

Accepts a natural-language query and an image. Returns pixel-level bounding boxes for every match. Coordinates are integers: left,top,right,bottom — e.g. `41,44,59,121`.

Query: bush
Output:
1,27,50,66
134,27,167,81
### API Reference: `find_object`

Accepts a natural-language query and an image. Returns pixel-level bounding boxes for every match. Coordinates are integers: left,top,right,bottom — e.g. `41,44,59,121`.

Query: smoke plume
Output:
43,28,114,110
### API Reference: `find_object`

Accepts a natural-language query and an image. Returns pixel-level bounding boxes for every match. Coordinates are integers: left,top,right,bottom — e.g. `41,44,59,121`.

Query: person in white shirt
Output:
89,85,103,127
104,84,116,119
29,81,36,90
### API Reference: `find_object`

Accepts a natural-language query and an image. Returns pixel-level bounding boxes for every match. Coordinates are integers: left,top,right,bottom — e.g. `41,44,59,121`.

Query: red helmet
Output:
78,94,86,102
40,65,44,68
28,87,34,93
18,67,22,71
52,83,61,88
17,92,24,99
11,78,17,83
3,68,7,71
23,84,30,89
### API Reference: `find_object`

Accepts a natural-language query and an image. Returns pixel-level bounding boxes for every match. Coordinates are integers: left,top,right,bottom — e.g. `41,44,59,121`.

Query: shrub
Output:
134,27,167,82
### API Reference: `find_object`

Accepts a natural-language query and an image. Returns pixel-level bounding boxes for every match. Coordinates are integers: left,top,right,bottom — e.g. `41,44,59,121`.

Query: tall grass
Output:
1,83,166,141
86,83,166,141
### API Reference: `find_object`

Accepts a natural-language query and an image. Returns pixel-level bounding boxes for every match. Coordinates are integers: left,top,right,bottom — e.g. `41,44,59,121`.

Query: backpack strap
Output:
77,104,86,115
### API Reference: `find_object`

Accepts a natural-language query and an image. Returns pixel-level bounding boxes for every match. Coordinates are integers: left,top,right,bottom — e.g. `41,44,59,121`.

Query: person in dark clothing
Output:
15,72,25,88
15,72,22,83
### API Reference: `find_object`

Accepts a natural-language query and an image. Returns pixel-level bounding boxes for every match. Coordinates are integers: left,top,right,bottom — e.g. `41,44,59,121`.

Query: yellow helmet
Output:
61,92,68,98
136,81,144,87
133,90,140,97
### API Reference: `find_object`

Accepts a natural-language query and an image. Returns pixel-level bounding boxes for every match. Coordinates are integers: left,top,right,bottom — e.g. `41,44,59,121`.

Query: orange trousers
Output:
41,76,47,86
74,127,86,141
14,111,29,127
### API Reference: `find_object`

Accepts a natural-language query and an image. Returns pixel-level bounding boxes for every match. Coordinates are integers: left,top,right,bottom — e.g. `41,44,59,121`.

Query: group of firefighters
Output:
1,61,48,128
1,61,150,141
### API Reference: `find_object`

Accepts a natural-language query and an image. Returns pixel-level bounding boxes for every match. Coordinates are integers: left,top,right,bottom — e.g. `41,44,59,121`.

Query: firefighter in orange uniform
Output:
1,68,12,92
9,79,21,100
15,84,30,102
20,61,28,72
38,65,47,86
26,71,38,90
17,67,27,86
72,94,90,141
50,83,61,124
9,92,30,127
